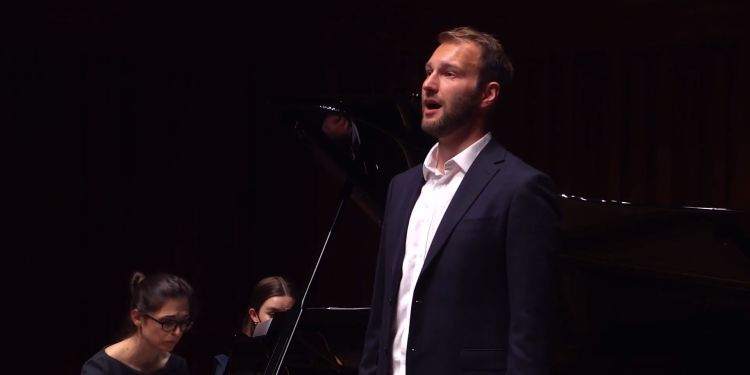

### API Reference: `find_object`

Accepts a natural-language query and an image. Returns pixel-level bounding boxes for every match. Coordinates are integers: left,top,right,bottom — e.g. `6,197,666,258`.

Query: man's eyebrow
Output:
425,62,461,70
441,62,462,70
436,61,462,71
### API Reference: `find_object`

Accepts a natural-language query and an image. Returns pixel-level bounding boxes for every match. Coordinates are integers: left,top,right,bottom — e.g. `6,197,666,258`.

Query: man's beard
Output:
421,89,481,138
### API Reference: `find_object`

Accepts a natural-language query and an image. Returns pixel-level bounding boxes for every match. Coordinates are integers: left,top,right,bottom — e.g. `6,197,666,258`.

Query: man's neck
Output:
434,123,488,173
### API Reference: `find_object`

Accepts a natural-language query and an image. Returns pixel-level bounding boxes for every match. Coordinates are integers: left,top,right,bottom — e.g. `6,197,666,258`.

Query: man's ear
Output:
249,308,260,324
480,82,500,109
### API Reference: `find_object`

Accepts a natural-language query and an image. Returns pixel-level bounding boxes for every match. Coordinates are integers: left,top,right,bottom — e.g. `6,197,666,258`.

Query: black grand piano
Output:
238,97,750,375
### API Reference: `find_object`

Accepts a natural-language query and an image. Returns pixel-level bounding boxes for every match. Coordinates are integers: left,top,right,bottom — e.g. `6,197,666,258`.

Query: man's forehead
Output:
427,41,481,68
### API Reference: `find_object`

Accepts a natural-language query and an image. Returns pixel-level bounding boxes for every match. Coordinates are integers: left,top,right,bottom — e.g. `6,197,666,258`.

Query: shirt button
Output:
410,348,416,352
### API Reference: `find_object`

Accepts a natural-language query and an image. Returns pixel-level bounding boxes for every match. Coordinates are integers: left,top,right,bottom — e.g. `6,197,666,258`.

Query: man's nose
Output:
422,72,438,94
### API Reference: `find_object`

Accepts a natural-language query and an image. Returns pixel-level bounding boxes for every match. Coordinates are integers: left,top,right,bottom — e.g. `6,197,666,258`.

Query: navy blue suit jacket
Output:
360,139,560,375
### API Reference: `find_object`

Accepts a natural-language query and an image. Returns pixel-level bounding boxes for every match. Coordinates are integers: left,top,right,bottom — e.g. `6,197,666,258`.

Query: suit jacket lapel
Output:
419,140,507,278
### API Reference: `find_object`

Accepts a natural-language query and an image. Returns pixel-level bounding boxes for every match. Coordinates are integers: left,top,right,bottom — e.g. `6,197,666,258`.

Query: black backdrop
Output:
8,0,748,373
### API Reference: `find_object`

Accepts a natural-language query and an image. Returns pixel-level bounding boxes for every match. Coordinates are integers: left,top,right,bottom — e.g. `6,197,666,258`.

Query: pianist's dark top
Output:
81,349,189,375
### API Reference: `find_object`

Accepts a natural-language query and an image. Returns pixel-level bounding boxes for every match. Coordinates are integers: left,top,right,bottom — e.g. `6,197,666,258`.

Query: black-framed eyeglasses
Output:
142,314,194,332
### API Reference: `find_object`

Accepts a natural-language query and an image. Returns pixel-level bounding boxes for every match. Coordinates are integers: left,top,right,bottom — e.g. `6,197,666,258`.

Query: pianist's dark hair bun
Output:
129,271,194,315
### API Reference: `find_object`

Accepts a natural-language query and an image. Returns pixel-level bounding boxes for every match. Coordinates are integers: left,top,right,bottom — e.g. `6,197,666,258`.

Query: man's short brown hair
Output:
438,27,514,89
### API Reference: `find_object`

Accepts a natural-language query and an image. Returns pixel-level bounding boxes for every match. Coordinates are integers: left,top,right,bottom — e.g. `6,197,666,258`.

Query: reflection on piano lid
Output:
271,96,431,226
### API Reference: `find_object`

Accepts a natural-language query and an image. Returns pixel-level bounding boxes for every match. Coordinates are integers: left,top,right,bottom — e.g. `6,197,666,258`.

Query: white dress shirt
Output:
391,132,492,375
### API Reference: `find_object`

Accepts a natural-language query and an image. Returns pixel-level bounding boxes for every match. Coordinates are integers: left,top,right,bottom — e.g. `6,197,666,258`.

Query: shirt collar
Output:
422,132,493,180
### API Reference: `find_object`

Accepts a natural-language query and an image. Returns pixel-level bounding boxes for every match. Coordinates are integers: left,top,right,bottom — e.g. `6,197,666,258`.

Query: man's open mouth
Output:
423,99,442,110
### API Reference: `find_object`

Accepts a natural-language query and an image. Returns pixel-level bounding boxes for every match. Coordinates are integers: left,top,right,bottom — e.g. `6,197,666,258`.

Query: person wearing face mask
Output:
81,272,194,375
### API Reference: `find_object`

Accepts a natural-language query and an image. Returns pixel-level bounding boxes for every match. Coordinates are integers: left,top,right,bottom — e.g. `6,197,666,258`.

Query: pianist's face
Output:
421,41,484,139
132,297,191,353
253,295,295,323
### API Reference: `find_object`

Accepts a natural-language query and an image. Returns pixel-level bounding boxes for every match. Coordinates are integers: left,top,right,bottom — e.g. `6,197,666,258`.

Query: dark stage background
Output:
9,0,749,373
